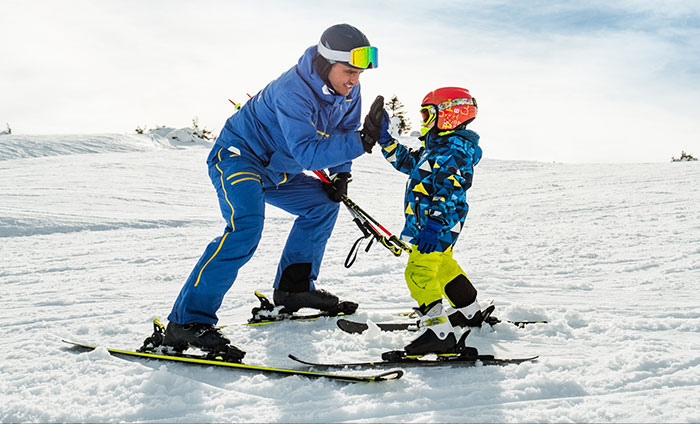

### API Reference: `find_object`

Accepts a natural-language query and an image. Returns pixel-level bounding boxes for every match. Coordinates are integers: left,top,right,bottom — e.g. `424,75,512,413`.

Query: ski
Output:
337,319,417,334
62,339,403,383
246,291,357,325
288,353,538,369
337,314,547,334
289,332,537,369
246,311,351,326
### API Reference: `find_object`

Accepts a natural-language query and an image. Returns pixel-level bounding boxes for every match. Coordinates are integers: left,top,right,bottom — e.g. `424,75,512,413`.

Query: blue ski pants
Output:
168,146,340,324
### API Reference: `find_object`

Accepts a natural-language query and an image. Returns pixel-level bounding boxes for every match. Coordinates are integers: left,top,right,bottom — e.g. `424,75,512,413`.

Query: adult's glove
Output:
360,95,392,153
322,172,351,202
416,218,443,254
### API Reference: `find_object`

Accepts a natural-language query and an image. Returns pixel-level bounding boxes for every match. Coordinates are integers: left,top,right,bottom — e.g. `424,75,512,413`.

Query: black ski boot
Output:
273,288,357,314
403,302,457,357
162,322,245,362
274,263,358,314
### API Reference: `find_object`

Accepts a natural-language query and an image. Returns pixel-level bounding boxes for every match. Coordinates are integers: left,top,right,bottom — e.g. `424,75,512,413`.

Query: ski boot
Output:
273,288,357,315
401,301,457,357
447,301,497,328
161,321,245,362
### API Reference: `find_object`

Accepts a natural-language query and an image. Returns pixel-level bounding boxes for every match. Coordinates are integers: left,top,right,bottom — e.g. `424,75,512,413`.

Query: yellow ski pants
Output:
404,247,467,307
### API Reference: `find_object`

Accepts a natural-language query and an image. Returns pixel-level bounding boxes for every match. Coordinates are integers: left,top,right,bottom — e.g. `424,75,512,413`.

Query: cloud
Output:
377,1,700,162
1,0,699,162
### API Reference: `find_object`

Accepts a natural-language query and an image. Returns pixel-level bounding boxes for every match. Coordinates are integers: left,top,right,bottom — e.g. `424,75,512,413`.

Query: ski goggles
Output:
317,43,379,69
436,97,477,111
420,105,437,126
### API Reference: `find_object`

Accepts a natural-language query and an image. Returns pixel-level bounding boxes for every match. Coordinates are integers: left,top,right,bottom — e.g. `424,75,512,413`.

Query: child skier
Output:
372,86,485,355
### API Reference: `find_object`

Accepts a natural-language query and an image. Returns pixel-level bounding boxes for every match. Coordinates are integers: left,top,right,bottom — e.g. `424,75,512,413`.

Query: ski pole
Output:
312,170,380,265
341,195,411,256
228,93,254,111
312,170,411,264
228,99,242,110
312,169,408,245
313,171,396,238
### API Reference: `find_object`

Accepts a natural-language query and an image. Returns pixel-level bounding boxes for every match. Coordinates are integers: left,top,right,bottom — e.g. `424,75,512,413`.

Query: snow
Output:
1,132,699,422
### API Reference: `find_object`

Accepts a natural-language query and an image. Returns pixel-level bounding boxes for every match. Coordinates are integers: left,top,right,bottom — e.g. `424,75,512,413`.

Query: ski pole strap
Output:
345,233,374,268
344,209,376,268
344,206,382,268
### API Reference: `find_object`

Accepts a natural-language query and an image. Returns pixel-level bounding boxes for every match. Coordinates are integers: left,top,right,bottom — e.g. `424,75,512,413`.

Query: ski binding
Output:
247,291,357,325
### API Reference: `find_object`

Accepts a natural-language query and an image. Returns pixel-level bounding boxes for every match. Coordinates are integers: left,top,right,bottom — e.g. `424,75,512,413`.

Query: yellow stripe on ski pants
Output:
404,247,468,307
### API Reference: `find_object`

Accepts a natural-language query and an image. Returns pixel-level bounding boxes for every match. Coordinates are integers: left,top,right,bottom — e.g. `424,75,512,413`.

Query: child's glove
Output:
360,95,392,152
322,172,351,202
416,218,443,254
377,111,392,145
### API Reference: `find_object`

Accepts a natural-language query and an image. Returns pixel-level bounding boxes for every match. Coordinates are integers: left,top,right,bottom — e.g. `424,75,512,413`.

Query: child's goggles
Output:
420,105,437,126
317,43,379,69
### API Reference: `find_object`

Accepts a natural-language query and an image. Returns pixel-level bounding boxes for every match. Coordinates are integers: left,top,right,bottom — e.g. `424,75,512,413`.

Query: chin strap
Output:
312,170,411,268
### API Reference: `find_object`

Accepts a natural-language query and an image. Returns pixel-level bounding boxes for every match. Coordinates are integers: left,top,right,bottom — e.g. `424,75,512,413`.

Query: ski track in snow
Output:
1,133,699,422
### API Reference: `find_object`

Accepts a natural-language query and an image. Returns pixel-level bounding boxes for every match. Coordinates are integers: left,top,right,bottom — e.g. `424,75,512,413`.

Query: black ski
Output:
337,319,418,334
62,339,403,383
337,314,547,334
246,310,351,326
289,332,537,369
288,353,538,369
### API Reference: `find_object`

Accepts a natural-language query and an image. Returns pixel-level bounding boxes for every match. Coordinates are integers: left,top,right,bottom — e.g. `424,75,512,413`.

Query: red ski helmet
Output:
420,87,477,131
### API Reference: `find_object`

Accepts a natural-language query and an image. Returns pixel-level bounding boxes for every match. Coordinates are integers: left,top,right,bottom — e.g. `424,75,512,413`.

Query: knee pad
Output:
278,263,312,292
444,274,477,308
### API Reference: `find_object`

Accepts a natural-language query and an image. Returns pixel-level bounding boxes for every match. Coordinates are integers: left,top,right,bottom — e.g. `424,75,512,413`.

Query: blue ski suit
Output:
169,46,366,325
379,129,482,251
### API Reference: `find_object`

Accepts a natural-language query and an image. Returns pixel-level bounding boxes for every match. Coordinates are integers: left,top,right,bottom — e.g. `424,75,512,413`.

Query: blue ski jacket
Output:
215,46,366,186
379,129,482,251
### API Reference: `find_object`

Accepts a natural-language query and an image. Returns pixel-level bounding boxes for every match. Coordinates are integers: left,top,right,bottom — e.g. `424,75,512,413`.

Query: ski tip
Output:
287,354,317,366
374,369,404,381
336,318,368,334
494,355,540,365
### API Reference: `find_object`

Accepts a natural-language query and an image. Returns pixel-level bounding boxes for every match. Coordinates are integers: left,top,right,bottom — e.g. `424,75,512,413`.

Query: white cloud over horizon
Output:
1,0,699,163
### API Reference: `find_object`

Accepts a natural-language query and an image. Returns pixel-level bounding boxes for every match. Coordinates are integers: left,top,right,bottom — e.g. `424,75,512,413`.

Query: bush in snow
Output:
672,151,697,162
385,95,412,135
191,117,216,141
135,119,216,143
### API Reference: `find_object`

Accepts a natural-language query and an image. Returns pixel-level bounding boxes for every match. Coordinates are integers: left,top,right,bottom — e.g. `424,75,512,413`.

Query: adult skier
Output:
162,24,383,359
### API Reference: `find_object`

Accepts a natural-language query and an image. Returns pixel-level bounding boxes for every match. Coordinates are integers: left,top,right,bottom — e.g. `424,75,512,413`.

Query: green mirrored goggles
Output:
317,43,378,69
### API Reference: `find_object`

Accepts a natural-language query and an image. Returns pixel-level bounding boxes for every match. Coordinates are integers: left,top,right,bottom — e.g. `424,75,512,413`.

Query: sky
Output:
1,0,700,163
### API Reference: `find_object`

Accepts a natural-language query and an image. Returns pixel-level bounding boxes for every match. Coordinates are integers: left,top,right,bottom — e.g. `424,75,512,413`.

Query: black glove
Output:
360,95,386,153
322,172,351,202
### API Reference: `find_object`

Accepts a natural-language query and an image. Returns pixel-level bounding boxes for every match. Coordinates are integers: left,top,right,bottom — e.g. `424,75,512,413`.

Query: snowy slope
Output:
1,133,699,422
